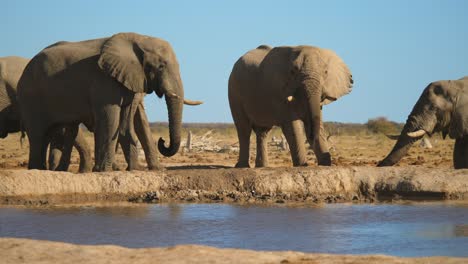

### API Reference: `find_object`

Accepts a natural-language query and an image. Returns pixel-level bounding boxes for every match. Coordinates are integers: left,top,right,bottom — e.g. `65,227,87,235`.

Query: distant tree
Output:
366,117,402,134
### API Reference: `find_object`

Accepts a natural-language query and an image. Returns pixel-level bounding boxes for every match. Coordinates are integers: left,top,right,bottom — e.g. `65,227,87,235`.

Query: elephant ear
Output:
98,33,147,93
319,49,353,105
449,80,468,138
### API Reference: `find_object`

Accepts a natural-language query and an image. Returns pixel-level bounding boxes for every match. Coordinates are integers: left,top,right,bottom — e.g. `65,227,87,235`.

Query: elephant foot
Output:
235,161,250,168
78,166,93,173
293,162,309,167
255,161,269,168
112,162,123,171
317,152,332,166
148,163,164,170
126,163,145,171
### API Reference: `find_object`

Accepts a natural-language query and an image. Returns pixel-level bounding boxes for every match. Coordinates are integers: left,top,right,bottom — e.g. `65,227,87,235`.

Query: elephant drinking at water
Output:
378,77,468,169
228,45,353,167
17,32,201,172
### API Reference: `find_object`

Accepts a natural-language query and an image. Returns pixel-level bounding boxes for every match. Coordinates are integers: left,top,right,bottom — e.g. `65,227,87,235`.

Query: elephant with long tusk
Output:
228,45,353,168
378,77,468,169
17,33,202,172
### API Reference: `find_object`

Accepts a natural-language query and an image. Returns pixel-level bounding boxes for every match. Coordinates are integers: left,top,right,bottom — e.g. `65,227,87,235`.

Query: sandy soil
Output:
0,130,456,172
1,238,466,264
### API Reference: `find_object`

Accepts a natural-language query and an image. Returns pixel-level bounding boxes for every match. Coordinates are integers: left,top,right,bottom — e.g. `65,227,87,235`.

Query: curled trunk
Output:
158,96,182,157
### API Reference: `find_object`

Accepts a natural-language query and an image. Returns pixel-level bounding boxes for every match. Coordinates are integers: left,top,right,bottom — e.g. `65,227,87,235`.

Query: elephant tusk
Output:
407,129,426,138
287,96,294,102
166,92,180,99
385,134,400,140
166,92,202,105
184,99,203,106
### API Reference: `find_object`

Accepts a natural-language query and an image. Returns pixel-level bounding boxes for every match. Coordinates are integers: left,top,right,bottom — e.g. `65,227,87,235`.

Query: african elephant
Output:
0,56,93,172
228,45,353,167
17,32,201,171
0,56,29,138
378,77,468,169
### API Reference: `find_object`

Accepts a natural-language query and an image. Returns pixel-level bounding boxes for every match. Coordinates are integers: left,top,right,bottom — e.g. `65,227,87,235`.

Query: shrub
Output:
366,117,402,134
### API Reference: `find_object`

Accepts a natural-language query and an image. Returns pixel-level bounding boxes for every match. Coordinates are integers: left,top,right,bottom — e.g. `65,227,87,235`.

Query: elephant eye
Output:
433,86,444,95
158,62,167,70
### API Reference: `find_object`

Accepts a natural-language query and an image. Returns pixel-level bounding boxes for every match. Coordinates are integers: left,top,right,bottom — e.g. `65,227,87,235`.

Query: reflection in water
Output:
0,202,467,257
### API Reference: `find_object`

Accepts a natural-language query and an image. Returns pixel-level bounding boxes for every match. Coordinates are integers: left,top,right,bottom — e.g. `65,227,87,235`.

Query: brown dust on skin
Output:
0,126,455,172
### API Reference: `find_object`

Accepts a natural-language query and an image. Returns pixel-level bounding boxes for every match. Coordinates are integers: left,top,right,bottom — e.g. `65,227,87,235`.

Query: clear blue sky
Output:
3,0,467,124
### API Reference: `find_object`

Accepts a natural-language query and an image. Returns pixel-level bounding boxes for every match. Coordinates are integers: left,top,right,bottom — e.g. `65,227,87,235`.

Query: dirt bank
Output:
0,166,467,205
0,238,465,264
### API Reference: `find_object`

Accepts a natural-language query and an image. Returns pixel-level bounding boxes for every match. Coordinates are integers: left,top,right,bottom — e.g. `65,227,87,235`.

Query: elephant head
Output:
378,77,468,167
98,33,201,157
281,47,353,164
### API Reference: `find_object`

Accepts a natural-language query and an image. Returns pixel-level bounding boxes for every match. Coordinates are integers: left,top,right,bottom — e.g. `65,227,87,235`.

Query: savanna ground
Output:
0,120,455,172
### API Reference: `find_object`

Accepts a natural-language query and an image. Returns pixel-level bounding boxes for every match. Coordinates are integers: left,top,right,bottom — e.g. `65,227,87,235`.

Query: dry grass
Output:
0,123,455,172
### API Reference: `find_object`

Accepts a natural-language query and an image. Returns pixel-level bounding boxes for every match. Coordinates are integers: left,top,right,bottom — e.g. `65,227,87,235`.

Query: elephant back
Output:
0,57,29,111
318,49,353,105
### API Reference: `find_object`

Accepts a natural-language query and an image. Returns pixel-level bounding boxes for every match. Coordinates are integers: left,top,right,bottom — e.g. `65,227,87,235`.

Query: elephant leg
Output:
73,127,92,173
281,120,307,167
55,125,78,172
119,93,143,171
48,127,64,170
134,103,161,170
254,126,271,167
27,123,49,170
309,120,332,166
454,136,468,169
93,105,120,172
232,105,251,168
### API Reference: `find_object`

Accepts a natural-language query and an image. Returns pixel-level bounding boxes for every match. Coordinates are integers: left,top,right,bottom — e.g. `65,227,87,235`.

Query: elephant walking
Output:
378,77,468,169
17,33,201,172
228,45,353,167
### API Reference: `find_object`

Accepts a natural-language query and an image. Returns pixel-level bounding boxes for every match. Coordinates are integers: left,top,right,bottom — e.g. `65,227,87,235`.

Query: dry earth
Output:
0,128,456,172
1,238,466,264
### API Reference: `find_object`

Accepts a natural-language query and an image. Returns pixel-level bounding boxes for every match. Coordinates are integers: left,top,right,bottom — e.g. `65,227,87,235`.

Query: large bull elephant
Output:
378,77,468,169
17,33,201,172
228,45,353,167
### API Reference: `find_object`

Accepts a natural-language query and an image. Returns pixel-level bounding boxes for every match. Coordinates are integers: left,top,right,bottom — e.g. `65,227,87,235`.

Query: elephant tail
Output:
19,121,26,148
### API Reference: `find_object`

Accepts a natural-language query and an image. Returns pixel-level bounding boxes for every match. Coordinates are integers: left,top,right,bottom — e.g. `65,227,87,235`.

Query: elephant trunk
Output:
158,92,183,157
304,76,331,165
377,126,418,167
378,113,430,166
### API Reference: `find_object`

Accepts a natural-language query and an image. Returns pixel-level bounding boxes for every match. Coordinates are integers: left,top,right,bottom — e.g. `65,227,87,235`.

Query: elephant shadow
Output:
167,165,232,170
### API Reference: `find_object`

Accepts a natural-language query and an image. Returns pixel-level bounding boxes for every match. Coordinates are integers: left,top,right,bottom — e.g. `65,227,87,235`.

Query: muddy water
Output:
1,202,467,257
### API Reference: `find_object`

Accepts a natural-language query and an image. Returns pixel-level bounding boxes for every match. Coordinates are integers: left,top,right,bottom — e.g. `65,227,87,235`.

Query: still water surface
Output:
1,202,467,257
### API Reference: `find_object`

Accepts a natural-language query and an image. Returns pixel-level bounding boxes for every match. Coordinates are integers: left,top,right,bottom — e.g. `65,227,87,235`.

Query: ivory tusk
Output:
184,99,203,106
167,92,180,99
407,129,426,138
166,92,203,105
385,134,400,140
287,96,294,102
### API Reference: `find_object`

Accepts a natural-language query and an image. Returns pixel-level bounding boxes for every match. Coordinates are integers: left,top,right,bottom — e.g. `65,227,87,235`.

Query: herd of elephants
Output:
0,32,467,172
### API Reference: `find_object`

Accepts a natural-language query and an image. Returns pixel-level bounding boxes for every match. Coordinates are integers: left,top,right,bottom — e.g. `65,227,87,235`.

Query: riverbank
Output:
0,238,465,264
0,166,466,205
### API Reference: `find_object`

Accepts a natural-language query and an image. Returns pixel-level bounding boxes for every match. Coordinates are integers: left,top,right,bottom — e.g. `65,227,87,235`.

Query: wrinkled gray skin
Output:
0,56,92,172
378,77,468,169
18,33,188,171
229,45,353,167
0,56,28,138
